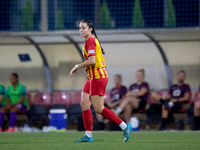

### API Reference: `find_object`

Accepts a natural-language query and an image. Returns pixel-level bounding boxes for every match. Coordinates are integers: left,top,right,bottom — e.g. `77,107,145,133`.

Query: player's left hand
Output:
70,65,78,78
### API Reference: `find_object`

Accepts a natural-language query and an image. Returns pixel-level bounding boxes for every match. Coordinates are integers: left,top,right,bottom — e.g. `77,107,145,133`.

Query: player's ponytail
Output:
81,19,105,55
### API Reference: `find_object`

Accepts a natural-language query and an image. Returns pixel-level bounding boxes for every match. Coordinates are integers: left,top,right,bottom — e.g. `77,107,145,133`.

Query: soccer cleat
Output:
123,124,132,142
73,135,94,143
158,126,166,131
5,127,16,133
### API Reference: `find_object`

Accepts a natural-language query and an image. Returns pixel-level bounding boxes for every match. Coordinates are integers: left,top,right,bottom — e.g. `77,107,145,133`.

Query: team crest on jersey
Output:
173,89,181,97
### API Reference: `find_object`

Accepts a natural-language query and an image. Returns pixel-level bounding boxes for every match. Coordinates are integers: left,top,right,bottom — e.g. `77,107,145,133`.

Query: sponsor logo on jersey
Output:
88,50,95,54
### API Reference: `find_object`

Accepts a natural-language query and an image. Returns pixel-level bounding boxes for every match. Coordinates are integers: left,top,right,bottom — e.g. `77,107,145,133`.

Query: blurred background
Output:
0,0,199,93
0,0,200,131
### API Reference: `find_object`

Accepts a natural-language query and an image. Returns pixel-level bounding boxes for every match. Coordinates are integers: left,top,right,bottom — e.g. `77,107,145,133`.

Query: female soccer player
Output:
70,19,131,142
0,73,28,132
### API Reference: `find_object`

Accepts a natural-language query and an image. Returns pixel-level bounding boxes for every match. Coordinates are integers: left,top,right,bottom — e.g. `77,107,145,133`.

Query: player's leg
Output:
159,105,169,131
123,104,132,124
96,113,104,122
193,101,200,130
74,92,93,142
5,104,25,132
151,92,166,104
91,95,131,142
81,92,92,136
151,92,162,101
0,107,9,132
91,95,123,126
115,97,135,115
95,113,105,130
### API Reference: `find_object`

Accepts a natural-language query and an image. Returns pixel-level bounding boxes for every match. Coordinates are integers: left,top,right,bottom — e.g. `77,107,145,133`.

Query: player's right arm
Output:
107,87,127,109
126,88,148,97
70,56,96,78
70,38,96,78
164,86,172,100
107,98,124,109
164,94,171,100
6,88,13,109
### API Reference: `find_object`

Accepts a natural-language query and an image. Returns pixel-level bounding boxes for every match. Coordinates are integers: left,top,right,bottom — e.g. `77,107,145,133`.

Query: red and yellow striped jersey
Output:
83,35,108,79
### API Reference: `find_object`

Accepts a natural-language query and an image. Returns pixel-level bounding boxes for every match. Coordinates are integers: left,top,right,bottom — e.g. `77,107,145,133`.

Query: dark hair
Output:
11,73,19,82
81,19,105,55
177,70,186,76
137,69,145,77
115,74,122,80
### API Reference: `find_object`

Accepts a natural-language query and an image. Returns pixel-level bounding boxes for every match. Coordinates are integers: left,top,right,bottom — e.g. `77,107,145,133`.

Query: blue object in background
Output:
18,54,31,62
49,109,67,130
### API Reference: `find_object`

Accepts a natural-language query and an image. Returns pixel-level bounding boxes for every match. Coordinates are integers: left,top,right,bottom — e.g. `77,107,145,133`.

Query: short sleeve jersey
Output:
6,83,28,106
169,84,191,99
129,82,149,100
0,84,6,106
83,35,108,79
110,86,127,103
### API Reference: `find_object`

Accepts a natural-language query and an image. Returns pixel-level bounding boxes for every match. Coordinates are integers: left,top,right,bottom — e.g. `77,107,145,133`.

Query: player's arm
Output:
0,86,4,103
0,95,3,103
107,98,124,109
164,94,171,100
77,56,96,68
6,88,11,105
70,56,96,77
171,93,190,102
14,96,25,105
6,96,13,110
164,87,172,100
126,87,148,97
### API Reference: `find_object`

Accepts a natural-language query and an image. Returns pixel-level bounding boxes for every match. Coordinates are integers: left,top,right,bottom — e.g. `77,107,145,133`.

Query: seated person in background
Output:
193,84,200,130
115,69,149,124
95,74,127,130
0,73,28,132
152,70,191,131
0,84,6,109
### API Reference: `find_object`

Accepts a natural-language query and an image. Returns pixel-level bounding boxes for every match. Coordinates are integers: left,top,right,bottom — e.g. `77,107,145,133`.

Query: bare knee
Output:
0,107,7,113
194,102,200,110
81,92,91,111
124,105,132,113
162,105,168,111
93,104,103,114
81,101,91,111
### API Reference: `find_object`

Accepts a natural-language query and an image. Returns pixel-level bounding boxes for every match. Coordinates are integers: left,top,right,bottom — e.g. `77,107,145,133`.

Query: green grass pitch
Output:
0,131,199,150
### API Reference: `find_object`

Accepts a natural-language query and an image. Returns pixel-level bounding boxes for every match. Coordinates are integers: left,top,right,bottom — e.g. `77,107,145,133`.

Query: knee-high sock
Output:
0,112,5,127
10,112,17,128
194,116,200,128
160,118,167,128
82,109,93,131
101,108,123,125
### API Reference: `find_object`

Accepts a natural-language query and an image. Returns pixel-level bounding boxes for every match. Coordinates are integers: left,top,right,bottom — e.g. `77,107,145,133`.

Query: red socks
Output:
101,108,123,125
82,108,123,131
82,109,93,131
